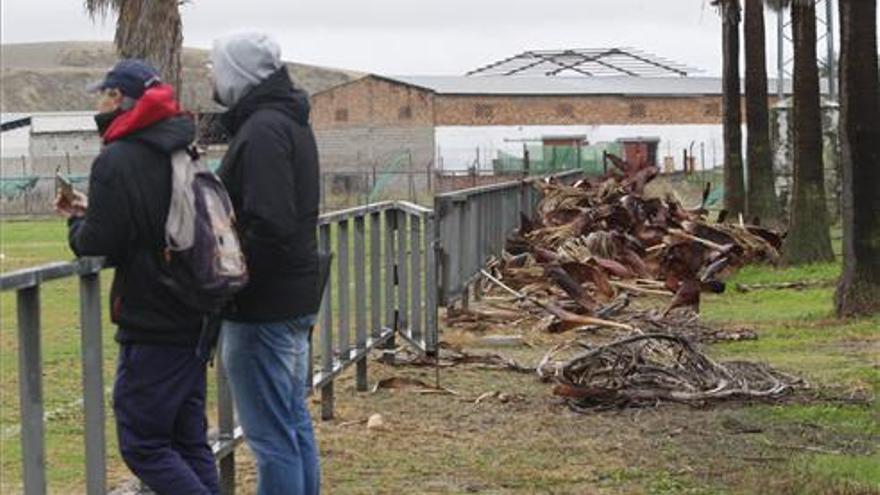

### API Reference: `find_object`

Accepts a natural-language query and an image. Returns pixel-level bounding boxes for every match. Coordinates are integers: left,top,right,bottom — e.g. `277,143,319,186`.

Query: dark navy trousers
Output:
113,343,220,495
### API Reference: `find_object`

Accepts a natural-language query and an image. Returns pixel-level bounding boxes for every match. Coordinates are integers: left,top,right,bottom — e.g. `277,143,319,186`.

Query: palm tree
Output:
744,0,781,226
835,0,880,316
84,0,183,93
713,0,747,218
781,0,835,264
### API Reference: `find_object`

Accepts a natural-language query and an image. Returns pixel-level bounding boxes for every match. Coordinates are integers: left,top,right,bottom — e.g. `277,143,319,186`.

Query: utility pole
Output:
777,8,786,99
776,0,837,100
824,0,836,99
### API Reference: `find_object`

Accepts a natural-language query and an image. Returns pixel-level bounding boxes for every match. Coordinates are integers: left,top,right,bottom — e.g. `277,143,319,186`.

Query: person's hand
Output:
54,190,88,219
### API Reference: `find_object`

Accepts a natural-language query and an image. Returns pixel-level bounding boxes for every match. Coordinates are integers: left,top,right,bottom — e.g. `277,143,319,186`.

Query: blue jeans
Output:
221,316,320,495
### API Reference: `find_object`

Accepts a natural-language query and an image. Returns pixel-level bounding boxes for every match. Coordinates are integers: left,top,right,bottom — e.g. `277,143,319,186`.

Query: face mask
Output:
95,108,125,136
212,85,228,108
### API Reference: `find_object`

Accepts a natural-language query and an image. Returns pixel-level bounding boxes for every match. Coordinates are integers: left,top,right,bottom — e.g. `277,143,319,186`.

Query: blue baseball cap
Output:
88,59,162,99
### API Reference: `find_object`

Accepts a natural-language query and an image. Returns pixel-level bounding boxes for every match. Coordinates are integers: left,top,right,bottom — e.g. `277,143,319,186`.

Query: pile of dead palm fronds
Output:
489,152,783,330
433,154,802,410
539,333,806,410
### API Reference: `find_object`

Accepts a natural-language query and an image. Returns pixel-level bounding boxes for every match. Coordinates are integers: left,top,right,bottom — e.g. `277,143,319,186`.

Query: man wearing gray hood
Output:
211,32,321,495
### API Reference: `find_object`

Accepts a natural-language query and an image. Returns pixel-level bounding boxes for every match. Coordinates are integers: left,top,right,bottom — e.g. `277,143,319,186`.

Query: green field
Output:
0,216,406,492
1,218,878,494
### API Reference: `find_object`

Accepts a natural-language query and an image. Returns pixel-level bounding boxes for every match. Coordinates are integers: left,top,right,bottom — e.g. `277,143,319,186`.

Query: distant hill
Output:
1,42,362,112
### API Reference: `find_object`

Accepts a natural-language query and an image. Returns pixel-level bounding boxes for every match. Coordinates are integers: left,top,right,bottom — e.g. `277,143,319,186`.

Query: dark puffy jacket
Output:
69,113,205,346
218,67,320,322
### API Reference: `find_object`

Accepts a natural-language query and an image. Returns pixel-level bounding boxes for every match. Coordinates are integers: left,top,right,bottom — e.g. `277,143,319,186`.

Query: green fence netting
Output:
493,142,622,177
0,177,39,200
368,150,411,202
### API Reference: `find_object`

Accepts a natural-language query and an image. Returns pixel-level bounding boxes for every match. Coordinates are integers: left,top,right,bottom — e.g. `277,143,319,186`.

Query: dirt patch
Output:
227,328,873,494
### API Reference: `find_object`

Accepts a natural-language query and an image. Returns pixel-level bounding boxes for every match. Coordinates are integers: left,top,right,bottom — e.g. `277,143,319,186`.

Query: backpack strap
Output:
165,149,199,251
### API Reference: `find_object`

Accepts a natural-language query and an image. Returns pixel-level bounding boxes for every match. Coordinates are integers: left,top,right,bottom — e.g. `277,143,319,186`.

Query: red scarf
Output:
103,84,181,143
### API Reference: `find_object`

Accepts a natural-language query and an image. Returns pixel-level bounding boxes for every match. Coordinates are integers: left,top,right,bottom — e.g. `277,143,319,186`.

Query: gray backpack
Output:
161,147,248,313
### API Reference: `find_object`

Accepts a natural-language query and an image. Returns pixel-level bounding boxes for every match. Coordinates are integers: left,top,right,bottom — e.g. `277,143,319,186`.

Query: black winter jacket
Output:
69,116,204,346
218,68,320,322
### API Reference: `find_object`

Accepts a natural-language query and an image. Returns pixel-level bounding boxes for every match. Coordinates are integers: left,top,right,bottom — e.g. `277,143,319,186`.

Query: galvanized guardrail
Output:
0,200,438,495
433,170,583,306
313,200,437,420
1,167,582,493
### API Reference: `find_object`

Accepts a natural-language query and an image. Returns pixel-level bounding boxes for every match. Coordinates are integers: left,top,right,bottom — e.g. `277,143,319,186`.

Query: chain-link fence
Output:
1,173,91,216
3,139,686,217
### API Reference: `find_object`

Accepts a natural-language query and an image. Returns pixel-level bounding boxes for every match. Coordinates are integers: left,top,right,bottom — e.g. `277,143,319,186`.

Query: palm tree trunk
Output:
114,0,183,94
744,0,781,226
835,0,880,316
722,0,747,218
782,1,834,264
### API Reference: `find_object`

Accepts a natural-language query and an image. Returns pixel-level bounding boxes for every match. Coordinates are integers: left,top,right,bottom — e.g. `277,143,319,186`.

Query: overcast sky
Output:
1,0,864,77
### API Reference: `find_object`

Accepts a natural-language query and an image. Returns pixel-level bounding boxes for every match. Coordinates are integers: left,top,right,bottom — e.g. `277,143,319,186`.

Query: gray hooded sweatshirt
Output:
211,31,283,108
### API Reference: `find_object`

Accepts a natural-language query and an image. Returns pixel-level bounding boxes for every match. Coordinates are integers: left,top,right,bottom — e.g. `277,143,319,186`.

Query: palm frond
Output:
83,0,124,19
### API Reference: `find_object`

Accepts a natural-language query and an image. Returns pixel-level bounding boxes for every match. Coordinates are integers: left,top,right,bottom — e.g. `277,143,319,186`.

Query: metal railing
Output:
313,201,437,421
1,166,587,492
433,170,583,305
0,201,438,495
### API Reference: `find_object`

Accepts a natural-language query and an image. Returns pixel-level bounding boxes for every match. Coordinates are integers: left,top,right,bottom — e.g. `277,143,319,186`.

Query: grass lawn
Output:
1,218,877,494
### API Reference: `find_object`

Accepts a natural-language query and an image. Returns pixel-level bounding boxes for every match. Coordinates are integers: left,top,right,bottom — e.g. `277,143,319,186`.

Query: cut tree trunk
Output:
114,0,183,95
782,2,835,265
835,0,880,316
722,0,747,218
744,0,781,226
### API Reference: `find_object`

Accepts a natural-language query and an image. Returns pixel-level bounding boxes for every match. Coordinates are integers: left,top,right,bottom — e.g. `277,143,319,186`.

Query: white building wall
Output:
29,132,101,176
435,124,749,172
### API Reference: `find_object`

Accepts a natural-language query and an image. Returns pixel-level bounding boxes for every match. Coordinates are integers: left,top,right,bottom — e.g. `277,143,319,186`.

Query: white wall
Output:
435,124,747,172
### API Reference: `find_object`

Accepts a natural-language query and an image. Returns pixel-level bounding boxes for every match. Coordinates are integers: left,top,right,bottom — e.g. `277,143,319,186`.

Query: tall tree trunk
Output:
114,0,183,95
782,1,834,264
835,0,880,316
722,0,747,218
744,0,781,226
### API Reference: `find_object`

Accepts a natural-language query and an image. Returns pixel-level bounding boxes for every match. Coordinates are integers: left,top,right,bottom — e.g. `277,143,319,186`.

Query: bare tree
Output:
835,0,880,316
782,0,834,264
84,0,183,93
744,0,781,226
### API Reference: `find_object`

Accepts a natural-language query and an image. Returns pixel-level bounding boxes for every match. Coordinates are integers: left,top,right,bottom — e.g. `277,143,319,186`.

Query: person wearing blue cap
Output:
211,32,321,495
55,59,220,494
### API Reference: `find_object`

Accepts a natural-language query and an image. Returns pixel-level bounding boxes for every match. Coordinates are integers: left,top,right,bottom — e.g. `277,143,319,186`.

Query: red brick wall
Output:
311,76,779,129
312,76,435,130
434,94,733,126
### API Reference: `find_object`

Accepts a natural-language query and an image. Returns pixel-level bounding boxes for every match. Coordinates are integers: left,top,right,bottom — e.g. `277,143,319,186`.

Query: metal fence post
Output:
451,198,466,306
353,216,368,391
396,210,409,333
79,273,106,495
425,211,439,355
17,286,46,495
337,219,351,362
383,211,396,364
409,214,423,345
369,211,382,340
318,224,335,420
216,342,236,494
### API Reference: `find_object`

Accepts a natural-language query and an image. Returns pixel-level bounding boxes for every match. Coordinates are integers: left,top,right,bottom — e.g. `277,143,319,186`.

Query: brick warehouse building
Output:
311,74,790,177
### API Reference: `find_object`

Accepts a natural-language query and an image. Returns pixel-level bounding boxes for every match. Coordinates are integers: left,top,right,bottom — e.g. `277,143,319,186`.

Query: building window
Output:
335,108,349,122
398,105,413,120
474,103,495,120
556,103,575,118
629,103,647,118
704,102,721,117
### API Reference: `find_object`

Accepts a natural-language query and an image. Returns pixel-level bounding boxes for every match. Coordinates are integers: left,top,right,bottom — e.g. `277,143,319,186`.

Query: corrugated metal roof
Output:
30,112,97,134
383,75,802,96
